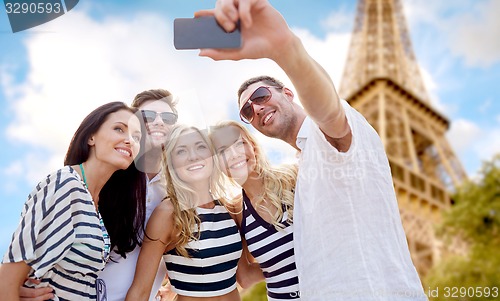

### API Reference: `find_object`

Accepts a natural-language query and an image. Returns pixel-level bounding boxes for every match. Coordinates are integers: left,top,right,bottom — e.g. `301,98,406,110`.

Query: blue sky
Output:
0,0,499,252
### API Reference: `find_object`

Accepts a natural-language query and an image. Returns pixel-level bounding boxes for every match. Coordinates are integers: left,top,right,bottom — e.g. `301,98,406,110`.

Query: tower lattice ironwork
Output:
339,0,467,276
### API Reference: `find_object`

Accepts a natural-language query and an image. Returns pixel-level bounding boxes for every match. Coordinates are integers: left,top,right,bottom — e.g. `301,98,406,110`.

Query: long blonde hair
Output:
162,124,227,257
210,120,297,230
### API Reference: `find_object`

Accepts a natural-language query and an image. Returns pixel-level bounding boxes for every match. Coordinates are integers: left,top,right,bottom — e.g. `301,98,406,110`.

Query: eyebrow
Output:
216,137,240,152
175,140,207,148
115,121,128,127
115,121,142,133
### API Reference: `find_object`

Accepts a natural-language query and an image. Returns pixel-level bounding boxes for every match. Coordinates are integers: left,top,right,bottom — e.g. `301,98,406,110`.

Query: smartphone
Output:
173,16,241,50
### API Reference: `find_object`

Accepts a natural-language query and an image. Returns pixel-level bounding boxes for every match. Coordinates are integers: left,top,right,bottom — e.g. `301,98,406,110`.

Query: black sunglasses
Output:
239,86,275,124
141,110,178,125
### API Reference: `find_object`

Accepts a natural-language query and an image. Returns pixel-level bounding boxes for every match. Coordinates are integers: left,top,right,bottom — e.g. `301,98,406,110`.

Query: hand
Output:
195,0,296,62
155,282,176,301
20,279,54,301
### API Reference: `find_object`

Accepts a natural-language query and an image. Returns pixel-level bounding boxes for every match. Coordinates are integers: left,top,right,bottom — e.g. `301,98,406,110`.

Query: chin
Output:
229,171,248,183
116,159,134,170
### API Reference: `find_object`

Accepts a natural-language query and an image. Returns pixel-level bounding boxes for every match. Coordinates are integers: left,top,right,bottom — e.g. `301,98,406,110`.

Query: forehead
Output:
105,110,141,130
212,126,241,147
175,129,206,146
139,100,173,113
238,81,265,107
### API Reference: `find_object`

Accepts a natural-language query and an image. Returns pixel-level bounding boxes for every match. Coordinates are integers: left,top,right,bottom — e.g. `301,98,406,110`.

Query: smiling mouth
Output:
262,111,275,126
116,148,131,157
187,164,204,171
230,160,247,169
150,131,166,137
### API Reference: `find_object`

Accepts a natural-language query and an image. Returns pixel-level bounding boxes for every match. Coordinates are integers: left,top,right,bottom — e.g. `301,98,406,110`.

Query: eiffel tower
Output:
339,0,467,276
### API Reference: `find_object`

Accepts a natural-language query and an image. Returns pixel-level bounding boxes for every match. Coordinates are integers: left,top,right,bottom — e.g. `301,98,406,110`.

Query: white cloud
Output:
2,8,351,186
475,126,500,162
402,0,477,31
447,119,482,155
447,118,500,175
405,0,500,68
320,7,354,33
448,0,500,67
418,66,453,115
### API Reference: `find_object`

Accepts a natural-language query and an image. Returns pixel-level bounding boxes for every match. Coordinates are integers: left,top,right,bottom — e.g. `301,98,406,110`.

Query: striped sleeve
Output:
3,169,90,278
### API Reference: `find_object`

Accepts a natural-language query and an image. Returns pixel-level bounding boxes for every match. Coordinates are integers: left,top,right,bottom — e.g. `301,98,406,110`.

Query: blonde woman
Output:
125,124,242,301
210,120,301,301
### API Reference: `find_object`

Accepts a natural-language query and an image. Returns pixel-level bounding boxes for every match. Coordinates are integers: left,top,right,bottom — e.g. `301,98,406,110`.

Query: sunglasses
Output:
141,110,178,125
239,86,276,124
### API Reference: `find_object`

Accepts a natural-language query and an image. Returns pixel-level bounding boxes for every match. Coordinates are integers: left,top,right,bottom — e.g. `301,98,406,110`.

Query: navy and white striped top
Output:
163,200,242,297
241,191,300,300
2,166,107,301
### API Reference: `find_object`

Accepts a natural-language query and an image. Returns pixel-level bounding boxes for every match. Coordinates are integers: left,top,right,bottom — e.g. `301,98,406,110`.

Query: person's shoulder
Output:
224,197,243,214
30,166,79,193
45,166,80,181
146,197,176,241
153,197,175,217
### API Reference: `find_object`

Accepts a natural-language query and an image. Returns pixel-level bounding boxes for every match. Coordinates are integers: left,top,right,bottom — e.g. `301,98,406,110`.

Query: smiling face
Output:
89,109,141,170
238,82,297,140
211,125,257,186
170,128,214,185
139,100,176,150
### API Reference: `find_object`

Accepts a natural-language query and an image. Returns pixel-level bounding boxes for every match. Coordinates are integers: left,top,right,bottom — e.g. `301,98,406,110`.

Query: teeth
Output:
117,149,131,157
264,112,274,125
151,132,165,137
230,160,246,169
187,164,204,171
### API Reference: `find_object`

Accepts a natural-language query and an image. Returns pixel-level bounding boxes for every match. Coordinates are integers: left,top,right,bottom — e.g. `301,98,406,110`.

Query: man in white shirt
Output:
198,1,428,300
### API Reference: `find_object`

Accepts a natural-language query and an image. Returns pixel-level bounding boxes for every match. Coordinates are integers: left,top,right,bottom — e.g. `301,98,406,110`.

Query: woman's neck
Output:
242,171,265,201
190,181,214,208
79,159,116,205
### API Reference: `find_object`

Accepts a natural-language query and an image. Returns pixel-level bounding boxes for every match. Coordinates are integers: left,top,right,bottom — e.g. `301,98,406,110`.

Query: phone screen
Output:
173,16,241,50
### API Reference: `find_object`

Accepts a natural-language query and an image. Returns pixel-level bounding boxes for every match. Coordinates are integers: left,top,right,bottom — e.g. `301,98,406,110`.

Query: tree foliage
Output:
242,281,268,301
425,155,500,300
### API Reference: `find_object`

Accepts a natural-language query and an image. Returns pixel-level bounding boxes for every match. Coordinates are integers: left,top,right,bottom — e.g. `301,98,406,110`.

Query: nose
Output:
253,104,265,116
152,113,165,126
187,147,200,161
226,144,241,159
124,135,133,146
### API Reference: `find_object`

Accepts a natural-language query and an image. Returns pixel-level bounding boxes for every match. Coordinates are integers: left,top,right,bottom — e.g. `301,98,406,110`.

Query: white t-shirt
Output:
293,100,427,301
98,173,168,301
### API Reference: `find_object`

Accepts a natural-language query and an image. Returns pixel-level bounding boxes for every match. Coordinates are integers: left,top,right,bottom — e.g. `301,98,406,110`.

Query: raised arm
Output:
125,201,176,301
197,0,351,143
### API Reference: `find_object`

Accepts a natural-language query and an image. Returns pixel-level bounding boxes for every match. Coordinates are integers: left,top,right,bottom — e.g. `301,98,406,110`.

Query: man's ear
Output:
283,87,294,102
88,136,95,146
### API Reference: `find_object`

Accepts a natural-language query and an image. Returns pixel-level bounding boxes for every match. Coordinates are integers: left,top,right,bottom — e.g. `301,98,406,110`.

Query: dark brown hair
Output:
131,88,178,114
237,75,285,100
64,102,147,259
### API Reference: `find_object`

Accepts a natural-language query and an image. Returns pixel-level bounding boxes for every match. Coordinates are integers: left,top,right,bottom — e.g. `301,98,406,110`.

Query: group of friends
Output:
0,0,429,300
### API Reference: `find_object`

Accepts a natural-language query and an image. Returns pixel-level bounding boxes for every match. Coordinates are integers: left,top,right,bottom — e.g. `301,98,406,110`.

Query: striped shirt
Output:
163,201,242,297
3,166,107,301
241,191,300,300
